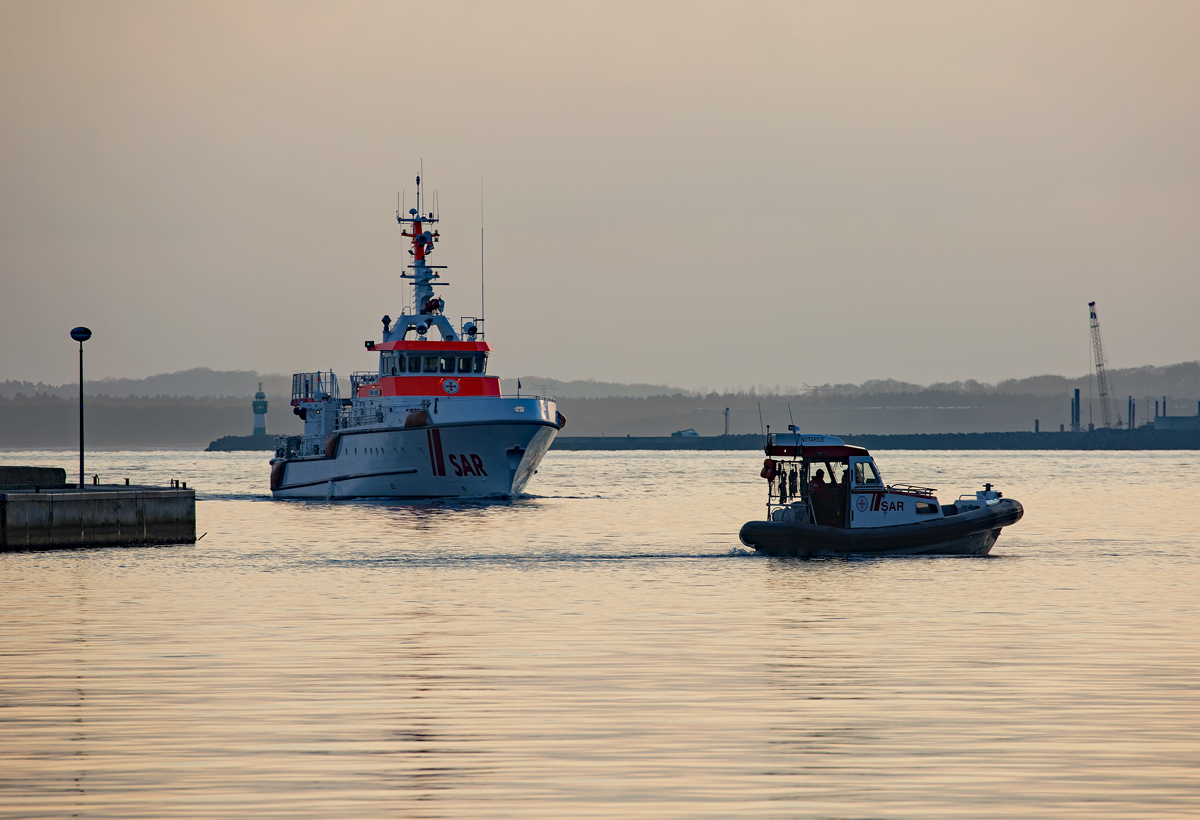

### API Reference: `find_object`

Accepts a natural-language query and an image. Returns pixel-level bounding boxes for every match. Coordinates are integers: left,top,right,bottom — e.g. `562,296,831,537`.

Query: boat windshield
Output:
854,461,880,485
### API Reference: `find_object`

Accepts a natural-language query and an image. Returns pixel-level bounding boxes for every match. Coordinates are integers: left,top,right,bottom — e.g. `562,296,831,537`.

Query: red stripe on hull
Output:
431,428,446,475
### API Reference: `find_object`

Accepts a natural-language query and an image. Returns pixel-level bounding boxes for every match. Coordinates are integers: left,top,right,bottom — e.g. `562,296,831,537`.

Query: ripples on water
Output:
1,449,1197,818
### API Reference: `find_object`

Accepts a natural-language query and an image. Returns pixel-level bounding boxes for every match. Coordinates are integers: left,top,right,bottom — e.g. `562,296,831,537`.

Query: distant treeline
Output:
2,362,1198,446
0,394,301,448
512,360,1200,400
0,368,298,400
555,389,1198,437
5,361,1198,402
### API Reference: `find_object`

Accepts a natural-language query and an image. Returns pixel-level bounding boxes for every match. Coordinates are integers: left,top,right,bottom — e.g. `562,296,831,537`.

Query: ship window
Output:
854,462,880,485
474,353,488,374
408,356,420,373
423,356,438,373
440,356,455,373
916,502,939,515
396,355,406,373
457,357,472,373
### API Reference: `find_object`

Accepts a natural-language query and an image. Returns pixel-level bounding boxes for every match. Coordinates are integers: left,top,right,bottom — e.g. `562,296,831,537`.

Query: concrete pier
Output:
1,478,195,551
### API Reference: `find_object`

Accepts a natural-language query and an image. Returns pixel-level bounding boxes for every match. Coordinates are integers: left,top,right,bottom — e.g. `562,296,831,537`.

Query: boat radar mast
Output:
384,175,478,344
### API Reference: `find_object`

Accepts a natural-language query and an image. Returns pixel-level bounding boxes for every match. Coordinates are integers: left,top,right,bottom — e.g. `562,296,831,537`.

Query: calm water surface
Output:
1,449,1198,818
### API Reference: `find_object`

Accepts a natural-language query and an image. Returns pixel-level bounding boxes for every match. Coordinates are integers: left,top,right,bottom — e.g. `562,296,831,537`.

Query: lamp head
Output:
70,326,92,343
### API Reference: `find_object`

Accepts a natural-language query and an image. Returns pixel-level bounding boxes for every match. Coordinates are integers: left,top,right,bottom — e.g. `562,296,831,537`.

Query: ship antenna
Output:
475,177,480,331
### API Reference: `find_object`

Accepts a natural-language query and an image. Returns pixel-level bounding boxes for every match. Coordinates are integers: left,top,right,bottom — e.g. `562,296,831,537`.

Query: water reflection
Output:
1,450,1198,818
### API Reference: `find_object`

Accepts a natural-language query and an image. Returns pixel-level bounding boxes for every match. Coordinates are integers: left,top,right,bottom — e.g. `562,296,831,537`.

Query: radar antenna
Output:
1088,301,1121,429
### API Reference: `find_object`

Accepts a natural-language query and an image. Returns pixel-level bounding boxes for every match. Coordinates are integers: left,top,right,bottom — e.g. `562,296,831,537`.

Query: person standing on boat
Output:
809,469,830,524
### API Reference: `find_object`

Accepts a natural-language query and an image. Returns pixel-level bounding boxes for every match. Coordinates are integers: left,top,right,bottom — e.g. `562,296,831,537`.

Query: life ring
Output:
760,458,777,480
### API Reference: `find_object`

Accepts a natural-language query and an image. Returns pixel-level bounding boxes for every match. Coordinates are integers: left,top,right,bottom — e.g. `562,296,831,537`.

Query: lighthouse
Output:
252,382,268,436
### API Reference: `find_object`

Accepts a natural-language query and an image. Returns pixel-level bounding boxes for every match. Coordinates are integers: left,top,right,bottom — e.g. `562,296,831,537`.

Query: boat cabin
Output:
357,339,500,399
762,433,944,528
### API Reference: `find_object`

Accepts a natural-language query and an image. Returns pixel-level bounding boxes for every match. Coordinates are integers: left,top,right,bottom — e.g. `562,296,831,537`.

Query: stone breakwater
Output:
0,485,195,551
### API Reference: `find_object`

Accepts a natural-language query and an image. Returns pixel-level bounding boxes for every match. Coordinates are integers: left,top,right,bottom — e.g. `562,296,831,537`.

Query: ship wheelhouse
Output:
763,433,943,529
359,339,499,399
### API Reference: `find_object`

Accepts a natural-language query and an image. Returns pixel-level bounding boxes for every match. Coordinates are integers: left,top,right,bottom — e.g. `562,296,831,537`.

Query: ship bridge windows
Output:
379,350,489,376
379,351,407,375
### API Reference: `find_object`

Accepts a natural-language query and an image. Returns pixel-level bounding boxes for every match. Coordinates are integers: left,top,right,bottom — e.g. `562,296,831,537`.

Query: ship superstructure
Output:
270,175,564,498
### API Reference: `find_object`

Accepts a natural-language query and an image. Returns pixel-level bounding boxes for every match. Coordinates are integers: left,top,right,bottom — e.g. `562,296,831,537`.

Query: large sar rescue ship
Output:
270,175,565,498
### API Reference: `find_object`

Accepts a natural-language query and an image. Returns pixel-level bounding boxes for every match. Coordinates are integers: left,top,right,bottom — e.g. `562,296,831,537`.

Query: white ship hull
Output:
271,420,557,499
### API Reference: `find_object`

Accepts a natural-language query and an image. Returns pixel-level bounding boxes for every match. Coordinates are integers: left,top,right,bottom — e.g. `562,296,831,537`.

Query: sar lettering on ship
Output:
268,172,565,499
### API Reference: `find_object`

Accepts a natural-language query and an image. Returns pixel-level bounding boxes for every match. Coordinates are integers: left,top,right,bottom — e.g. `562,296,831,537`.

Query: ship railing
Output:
350,371,380,396
291,371,340,406
276,434,328,460
887,483,937,497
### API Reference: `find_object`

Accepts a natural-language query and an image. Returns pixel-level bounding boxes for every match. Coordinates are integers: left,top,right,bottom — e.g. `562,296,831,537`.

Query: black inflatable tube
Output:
740,498,1024,557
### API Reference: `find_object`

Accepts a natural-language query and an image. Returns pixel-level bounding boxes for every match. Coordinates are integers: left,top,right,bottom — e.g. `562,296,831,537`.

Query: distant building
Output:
252,382,268,436
671,428,699,437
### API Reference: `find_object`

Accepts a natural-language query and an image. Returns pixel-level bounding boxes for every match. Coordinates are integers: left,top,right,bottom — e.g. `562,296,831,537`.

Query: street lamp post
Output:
70,327,92,487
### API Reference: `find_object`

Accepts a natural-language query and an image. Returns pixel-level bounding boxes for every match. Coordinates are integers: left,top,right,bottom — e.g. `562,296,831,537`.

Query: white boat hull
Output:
271,421,558,499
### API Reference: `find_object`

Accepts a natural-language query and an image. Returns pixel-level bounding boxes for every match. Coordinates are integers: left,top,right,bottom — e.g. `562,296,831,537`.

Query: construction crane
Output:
1088,301,1122,429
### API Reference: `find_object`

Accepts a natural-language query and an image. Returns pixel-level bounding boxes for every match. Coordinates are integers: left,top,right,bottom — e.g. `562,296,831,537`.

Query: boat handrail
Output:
350,371,380,393
886,483,937,497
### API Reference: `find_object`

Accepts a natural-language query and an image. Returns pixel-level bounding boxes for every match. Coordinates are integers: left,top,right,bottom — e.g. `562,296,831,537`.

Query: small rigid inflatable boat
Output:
738,434,1023,558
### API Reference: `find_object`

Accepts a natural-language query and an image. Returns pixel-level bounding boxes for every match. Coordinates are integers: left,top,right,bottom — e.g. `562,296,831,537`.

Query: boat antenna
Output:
758,401,765,441
788,402,796,432
475,176,480,331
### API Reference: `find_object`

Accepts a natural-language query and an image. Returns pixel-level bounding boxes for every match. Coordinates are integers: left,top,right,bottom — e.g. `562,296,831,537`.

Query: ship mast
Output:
386,175,459,342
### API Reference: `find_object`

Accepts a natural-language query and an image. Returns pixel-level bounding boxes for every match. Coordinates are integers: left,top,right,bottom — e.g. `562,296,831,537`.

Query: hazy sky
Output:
2,1,1198,390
